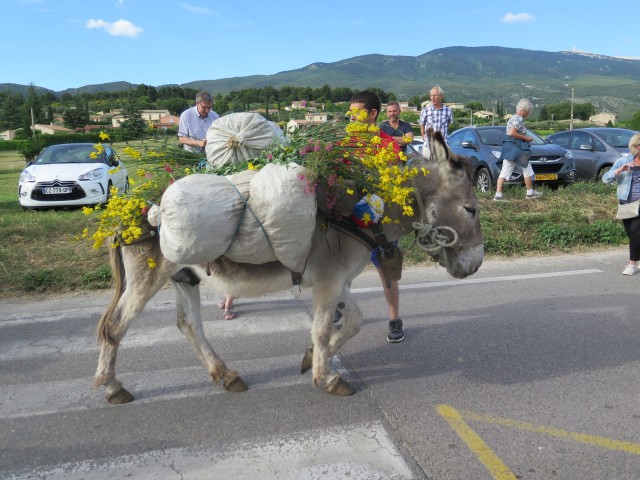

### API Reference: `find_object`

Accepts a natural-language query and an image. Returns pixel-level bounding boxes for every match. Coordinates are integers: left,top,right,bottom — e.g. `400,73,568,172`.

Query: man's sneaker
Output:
387,319,405,343
493,195,508,202
526,190,543,199
622,264,639,276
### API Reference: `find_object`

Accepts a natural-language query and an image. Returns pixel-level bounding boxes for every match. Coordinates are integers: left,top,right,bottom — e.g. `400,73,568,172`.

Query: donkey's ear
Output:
430,130,450,163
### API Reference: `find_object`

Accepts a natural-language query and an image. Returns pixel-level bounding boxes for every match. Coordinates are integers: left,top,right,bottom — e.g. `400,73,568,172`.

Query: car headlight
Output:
491,150,501,160
19,170,36,182
78,168,104,181
563,150,574,160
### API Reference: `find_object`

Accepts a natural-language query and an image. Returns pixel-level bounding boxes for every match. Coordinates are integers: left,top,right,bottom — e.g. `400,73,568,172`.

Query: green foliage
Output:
119,103,149,137
18,136,46,161
80,264,112,289
63,107,89,129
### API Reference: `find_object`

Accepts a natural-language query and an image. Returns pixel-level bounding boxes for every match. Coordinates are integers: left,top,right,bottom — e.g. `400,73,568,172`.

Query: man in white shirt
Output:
178,90,219,153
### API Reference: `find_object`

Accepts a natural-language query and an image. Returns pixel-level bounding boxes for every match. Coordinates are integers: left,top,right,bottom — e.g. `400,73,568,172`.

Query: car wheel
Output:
475,167,493,192
105,181,113,205
597,165,612,181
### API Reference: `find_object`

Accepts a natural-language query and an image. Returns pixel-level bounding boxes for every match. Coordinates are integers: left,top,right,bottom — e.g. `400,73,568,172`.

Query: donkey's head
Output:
409,129,484,278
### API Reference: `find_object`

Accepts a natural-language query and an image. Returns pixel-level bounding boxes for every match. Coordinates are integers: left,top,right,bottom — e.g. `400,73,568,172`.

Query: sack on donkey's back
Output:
155,163,316,272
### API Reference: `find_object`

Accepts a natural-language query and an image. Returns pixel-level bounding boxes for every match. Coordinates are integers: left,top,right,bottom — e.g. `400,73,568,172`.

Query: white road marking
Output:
4,422,414,480
1,354,314,419
351,269,604,294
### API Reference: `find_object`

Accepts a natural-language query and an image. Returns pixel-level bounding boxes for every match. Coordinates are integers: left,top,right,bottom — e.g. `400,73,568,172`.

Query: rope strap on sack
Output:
222,176,273,255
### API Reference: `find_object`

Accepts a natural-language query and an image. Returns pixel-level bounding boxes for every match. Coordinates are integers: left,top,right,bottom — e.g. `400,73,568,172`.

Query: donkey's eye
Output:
463,206,477,217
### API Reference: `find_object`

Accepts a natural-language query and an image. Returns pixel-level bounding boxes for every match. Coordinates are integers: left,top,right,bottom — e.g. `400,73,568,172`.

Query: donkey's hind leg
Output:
94,244,170,404
171,268,247,393
94,284,163,404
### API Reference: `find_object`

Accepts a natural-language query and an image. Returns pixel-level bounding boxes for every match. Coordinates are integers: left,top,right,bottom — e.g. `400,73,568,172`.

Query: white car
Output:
18,143,128,209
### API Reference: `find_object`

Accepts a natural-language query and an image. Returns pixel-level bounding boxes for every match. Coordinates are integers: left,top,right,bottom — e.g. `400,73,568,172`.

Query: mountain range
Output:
3,46,640,118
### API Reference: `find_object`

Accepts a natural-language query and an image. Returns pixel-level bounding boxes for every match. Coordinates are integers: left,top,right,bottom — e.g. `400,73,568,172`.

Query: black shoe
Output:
387,319,404,343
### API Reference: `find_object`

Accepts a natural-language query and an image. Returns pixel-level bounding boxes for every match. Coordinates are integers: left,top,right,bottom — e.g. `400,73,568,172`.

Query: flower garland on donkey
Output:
81,109,425,267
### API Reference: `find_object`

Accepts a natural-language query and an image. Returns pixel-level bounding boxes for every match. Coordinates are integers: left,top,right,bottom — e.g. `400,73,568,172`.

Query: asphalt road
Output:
2,247,640,479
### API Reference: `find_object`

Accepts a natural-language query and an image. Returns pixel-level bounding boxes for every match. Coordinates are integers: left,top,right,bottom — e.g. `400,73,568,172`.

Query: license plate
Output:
43,186,72,194
534,173,558,181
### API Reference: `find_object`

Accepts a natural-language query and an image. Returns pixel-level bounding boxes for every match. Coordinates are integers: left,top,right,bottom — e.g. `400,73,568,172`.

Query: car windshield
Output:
35,145,102,165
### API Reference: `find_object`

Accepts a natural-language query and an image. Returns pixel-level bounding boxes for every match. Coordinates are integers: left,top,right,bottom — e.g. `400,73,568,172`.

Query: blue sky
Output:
3,0,638,92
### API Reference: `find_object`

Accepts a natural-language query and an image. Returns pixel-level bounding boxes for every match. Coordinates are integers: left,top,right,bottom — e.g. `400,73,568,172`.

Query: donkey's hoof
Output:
325,375,355,396
301,347,313,374
106,387,134,404
224,374,248,393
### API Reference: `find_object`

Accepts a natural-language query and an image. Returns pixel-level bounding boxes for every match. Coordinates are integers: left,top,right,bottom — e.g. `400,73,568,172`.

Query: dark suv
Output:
448,126,576,192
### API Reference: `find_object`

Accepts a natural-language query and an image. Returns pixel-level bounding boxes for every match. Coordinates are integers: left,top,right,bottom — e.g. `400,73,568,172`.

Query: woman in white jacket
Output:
602,131,640,275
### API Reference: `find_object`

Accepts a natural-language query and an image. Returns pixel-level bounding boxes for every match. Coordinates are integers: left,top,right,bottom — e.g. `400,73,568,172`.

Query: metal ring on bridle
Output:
411,222,458,255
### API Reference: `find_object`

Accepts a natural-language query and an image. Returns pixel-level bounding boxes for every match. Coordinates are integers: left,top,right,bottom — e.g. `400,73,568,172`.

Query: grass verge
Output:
0,146,627,298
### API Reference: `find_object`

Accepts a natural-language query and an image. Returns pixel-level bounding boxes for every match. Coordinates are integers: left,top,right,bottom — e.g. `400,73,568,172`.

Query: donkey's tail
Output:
96,239,125,347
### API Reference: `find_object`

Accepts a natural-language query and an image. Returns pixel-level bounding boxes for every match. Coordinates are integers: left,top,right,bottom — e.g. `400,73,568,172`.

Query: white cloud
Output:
86,19,143,38
180,3,217,15
501,12,535,23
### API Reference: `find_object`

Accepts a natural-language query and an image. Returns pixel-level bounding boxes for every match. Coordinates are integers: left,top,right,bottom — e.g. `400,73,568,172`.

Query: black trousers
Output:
623,215,640,261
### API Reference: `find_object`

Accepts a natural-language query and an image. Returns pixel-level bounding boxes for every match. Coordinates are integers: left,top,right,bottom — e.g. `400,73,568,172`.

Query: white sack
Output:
227,163,316,272
157,164,316,272
205,112,286,167
157,171,272,265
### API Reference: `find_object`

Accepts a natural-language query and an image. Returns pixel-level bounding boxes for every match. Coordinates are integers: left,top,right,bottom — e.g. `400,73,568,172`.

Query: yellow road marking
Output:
459,409,640,455
436,404,517,480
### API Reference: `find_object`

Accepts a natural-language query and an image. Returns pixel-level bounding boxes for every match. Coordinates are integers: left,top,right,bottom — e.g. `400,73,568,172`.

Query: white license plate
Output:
534,173,558,181
43,186,72,194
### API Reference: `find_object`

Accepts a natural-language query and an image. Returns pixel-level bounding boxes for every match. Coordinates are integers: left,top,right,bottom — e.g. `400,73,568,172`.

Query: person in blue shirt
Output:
602,131,640,275
379,101,413,153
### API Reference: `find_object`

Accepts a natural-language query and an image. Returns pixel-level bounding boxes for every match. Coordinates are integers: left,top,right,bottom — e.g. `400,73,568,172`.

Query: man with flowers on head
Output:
342,90,406,343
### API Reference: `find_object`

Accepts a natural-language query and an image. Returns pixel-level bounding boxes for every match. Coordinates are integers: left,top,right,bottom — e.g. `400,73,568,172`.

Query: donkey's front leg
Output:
310,285,355,396
171,268,247,393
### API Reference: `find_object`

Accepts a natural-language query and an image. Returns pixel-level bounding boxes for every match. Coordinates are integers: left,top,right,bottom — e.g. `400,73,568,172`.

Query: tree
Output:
118,103,148,138
158,97,190,116
466,101,484,111
0,92,25,130
63,106,89,129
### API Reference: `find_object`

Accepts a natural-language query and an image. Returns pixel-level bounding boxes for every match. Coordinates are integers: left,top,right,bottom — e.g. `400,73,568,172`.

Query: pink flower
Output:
305,179,318,194
327,173,338,187
266,153,273,160
325,193,337,210
164,165,174,174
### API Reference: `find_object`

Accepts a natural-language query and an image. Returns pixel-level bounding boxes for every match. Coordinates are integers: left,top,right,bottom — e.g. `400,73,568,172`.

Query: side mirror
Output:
578,144,595,151
461,141,476,150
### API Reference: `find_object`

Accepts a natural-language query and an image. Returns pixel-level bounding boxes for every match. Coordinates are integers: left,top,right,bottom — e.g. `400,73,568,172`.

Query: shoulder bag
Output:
616,199,640,220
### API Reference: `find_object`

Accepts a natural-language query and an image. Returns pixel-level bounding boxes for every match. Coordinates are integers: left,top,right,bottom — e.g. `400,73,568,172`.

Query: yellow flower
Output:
99,132,110,141
147,257,157,269
346,189,354,195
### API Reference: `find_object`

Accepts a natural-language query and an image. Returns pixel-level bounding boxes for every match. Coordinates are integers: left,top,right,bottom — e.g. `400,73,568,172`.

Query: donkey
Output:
94,130,484,403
